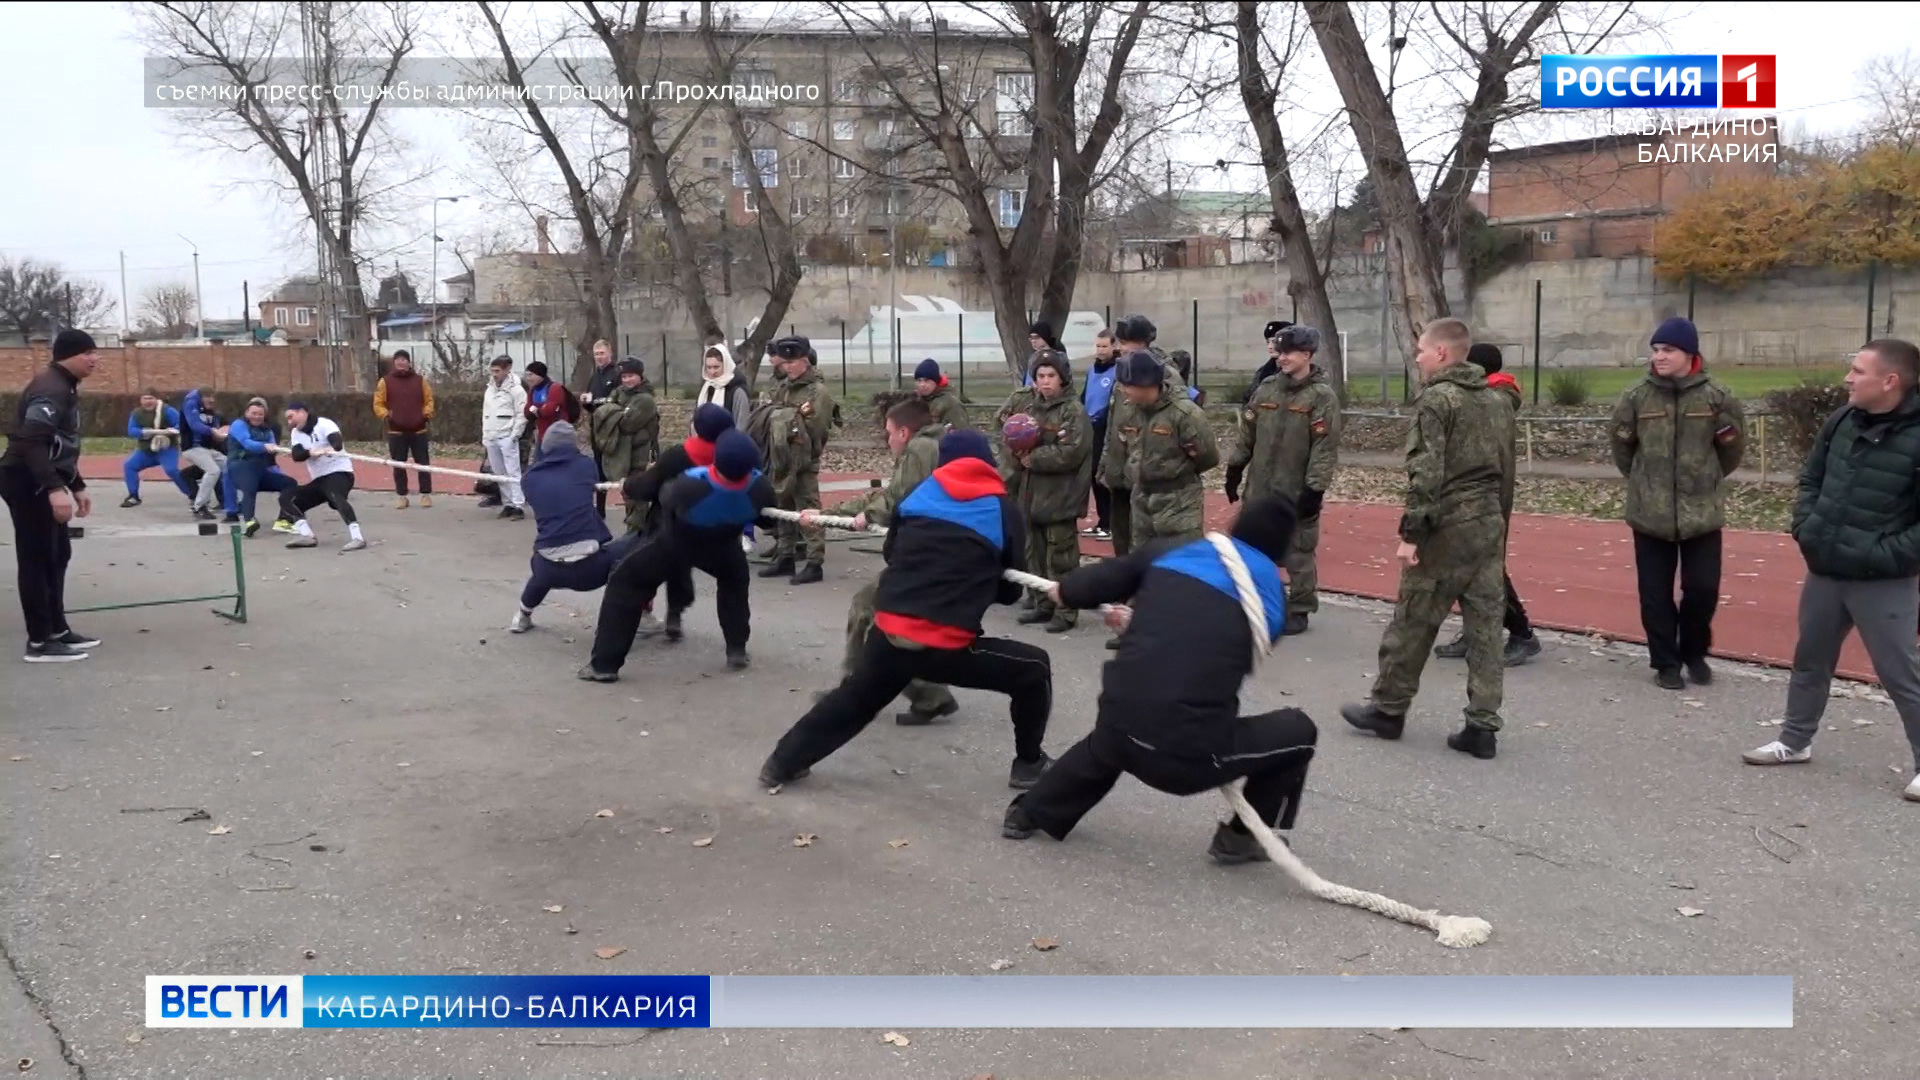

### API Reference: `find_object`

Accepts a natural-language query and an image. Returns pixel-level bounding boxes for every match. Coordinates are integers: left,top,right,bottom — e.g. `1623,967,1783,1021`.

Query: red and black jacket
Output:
872,458,1027,648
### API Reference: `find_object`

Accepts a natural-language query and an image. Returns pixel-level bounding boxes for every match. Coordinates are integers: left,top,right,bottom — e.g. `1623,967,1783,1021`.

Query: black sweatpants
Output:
590,534,750,673
770,630,1052,774
1089,417,1112,530
1015,704,1317,841
278,471,358,526
1632,529,1722,671
0,468,72,644
387,432,432,495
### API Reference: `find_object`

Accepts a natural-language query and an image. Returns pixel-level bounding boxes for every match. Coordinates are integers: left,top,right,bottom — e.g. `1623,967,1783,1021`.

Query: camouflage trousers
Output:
1026,520,1083,625
1130,485,1206,545
1370,550,1506,731
1285,516,1321,616
771,468,824,565
844,580,957,716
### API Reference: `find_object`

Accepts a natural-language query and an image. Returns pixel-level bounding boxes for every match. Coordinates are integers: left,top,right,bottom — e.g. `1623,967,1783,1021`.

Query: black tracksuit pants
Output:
590,534,749,673
278,471,358,525
770,630,1053,774
1632,529,1722,671
0,468,72,644
1015,703,1318,841
1089,417,1112,530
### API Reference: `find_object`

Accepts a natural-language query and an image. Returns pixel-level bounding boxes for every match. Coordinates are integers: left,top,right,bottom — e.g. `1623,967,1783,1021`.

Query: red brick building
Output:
1486,122,1778,259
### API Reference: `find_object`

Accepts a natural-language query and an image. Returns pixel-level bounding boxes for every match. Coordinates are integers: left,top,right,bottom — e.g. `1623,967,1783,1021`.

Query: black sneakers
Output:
1446,724,1498,760
119,495,141,508
55,628,101,649
1685,657,1714,685
25,640,88,663
725,647,750,670
1002,800,1037,839
895,699,960,726
1207,821,1278,864
757,756,810,788
663,612,683,643
1654,667,1685,691
1282,613,1309,636
1008,752,1053,790
575,664,618,683
1340,703,1406,740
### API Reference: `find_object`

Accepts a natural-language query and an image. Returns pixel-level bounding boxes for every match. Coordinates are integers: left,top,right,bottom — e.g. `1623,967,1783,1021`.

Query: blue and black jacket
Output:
225,418,282,466
872,457,1027,647
655,465,775,547
181,389,227,452
1058,536,1285,744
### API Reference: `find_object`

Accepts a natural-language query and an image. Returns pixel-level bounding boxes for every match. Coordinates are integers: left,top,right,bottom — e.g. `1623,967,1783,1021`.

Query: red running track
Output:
89,455,1866,682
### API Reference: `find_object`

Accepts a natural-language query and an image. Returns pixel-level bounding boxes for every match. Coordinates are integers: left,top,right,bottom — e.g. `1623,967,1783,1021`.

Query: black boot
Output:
757,558,796,579
1016,606,1053,625
788,563,824,586
1433,632,1468,659
1002,798,1037,840
1446,724,1498,760
896,699,959,726
1340,703,1405,741
1207,820,1278,864
758,755,810,787
1654,667,1685,691
663,611,683,643
1283,612,1309,636
726,647,750,670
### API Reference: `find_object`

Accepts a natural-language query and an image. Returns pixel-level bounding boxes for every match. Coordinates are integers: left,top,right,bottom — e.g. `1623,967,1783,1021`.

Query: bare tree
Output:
138,282,200,338
1861,48,1920,152
823,2,1170,377
0,257,117,340
140,1,426,388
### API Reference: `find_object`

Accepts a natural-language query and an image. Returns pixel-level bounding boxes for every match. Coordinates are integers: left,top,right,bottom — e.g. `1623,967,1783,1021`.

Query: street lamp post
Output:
431,196,462,353
178,234,203,340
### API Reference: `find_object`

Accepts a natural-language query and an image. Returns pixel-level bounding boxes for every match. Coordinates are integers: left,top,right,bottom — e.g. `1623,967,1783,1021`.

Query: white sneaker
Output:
1742,740,1812,766
509,610,533,634
340,538,367,552
741,535,755,555
1904,775,1920,803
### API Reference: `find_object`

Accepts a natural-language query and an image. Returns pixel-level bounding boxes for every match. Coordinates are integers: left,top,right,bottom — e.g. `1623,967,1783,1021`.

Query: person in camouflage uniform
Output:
1098,315,1175,558
997,352,1093,632
808,398,960,725
587,357,659,535
1342,318,1517,761
1609,317,1746,690
912,358,971,431
1117,350,1218,544
1225,324,1340,635
751,336,836,585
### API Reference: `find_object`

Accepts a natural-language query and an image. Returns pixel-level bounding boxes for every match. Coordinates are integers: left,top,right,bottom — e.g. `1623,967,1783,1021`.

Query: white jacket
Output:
482,376,528,442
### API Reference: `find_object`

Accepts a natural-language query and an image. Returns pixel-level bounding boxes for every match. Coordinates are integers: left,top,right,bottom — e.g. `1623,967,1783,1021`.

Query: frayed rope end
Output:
1433,915,1493,949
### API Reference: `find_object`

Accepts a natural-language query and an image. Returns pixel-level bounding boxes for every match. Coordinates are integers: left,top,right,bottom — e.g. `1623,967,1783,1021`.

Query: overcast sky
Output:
2,2,1913,326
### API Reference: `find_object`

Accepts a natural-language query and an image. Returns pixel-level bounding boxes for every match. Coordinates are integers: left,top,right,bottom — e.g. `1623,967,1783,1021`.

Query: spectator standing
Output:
481,355,529,520
373,350,436,508
523,361,580,462
695,343,753,429
1080,329,1119,540
589,357,659,534
1,329,99,663
1608,317,1745,690
119,389,193,507
1743,338,1920,803
579,338,622,518
911,358,971,431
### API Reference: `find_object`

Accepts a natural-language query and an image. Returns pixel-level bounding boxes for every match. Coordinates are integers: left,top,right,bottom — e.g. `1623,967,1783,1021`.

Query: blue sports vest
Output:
682,466,764,529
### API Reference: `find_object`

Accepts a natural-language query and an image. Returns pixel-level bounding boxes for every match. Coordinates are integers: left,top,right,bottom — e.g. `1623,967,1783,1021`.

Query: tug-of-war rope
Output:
342,451,1493,948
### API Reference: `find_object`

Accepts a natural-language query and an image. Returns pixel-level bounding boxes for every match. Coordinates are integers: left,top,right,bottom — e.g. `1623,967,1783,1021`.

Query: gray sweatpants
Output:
1781,572,1920,769
180,447,226,512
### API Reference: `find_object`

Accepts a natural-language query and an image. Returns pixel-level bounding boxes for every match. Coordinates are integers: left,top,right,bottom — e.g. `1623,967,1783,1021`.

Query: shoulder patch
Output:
1257,402,1280,411
1310,418,1330,437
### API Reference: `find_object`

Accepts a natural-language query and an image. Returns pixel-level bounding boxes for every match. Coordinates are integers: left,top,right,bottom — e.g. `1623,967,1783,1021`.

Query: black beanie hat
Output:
1466,342,1503,375
692,403,734,441
1116,349,1164,388
1028,321,1053,340
1231,495,1299,565
713,429,760,480
937,428,995,467
525,360,549,379
52,329,96,362
914,357,941,382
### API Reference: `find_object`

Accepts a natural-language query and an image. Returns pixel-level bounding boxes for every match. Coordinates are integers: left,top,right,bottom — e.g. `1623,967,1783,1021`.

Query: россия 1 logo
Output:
1540,55,1775,109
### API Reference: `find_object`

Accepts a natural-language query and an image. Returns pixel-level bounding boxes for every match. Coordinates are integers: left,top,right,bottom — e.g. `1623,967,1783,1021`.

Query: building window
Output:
832,156,858,179
786,153,809,179
832,197,855,218
1537,227,1557,244
741,69,776,95
832,118,855,142
834,78,857,102
789,120,810,141
273,307,287,327
995,71,1034,136
876,118,895,137
790,195,820,218
1367,236,1386,254
998,189,1024,228
702,134,717,148
295,307,311,327
733,147,780,189
703,156,721,170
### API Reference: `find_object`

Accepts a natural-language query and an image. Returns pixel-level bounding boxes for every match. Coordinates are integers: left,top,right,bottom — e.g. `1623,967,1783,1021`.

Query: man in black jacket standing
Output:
579,338,623,519
758,429,1055,792
1002,497,1318,859
1743,338,1920,803
1,330,101,662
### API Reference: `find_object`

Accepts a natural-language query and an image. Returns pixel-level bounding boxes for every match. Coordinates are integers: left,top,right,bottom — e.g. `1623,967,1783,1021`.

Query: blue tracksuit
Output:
226,419,294,522
123,405,193,500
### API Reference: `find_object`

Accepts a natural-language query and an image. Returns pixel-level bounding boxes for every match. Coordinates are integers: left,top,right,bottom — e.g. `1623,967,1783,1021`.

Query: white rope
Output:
1205,532,1493,949
337,451,622,490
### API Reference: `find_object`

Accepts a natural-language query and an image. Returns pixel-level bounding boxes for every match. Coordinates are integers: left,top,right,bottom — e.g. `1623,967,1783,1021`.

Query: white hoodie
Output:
482,372,529,442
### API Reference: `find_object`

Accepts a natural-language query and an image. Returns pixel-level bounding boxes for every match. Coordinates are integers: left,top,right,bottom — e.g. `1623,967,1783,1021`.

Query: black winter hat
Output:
1028,321,1054,340
1466,343,1503,375
524,360,549,379
619,356,646,377
713,429,760,481
52,329,96,361
1116,349,1164,388
1263,320,1292,341
692,403,734,441
937,428,996,467
914,357,941,381
1231,495,1299,565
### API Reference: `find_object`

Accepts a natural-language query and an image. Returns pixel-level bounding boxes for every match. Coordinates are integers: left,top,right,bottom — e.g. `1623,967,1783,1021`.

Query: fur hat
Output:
1116,349,1164,388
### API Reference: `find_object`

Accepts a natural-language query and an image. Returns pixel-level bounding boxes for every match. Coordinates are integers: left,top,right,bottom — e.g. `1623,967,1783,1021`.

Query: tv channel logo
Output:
147,977,303,1028
1541,55,1775,109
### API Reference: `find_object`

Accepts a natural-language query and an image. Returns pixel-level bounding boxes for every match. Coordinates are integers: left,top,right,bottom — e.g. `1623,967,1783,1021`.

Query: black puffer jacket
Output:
1792,392,1920,580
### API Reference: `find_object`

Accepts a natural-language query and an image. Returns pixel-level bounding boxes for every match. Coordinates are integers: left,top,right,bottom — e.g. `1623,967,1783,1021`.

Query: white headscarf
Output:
696,343,736,408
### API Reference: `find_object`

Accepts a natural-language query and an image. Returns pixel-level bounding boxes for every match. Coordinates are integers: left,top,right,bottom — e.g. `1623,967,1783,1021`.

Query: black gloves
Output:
1224,463,1244,504
1297,488,1323,520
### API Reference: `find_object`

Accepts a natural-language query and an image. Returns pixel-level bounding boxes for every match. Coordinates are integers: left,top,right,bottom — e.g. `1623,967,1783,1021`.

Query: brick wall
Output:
0,343,336,395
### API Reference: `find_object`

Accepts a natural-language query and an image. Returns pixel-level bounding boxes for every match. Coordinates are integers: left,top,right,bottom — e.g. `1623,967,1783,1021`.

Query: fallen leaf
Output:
1531,721,1549,729
1677,907,1705,918
18,1057,32,1071
155,706,171,713
692,836,714,848
6,756,24,763
125,1033,142,1045
989,959,1014,971
543,905,564,913
593,946,627,960
655,826,674,834
396,762,411,768
1031,936,1059,951
555,728,572,735
887,838,911,849
593,809,615,818
793,833,816,847
250,750,264,757
1850,718,1875,727
564,923,578,935
880,1031,910,1047
207,825,231,836
766,784,782,795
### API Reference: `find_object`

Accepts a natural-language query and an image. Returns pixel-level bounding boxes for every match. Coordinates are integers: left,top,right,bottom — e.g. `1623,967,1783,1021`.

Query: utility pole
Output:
432,195,463,361
179,234,203,340
119,251,129,331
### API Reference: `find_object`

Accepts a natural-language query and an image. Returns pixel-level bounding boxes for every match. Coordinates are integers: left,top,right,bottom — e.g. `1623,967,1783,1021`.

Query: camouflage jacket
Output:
920,386,971,431
1399,362,1516,562
834,422,942,527
1230,365,1341,501
587,381,658,482
1121,388,1219,494
757,364,835,477
1099,360,1188,490
1609,371,1745,541
996,386,1094,525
